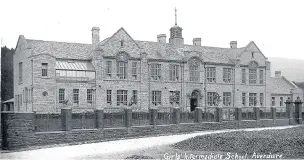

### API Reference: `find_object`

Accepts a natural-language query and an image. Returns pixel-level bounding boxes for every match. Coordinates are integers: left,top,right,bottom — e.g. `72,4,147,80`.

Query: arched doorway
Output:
190,90,201,111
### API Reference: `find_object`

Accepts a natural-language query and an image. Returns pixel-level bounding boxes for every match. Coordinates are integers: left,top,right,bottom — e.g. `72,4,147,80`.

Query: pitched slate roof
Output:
136,41,185,61
26,39,93,60
135,40,245,63
24,26,248,64
270,76,298,94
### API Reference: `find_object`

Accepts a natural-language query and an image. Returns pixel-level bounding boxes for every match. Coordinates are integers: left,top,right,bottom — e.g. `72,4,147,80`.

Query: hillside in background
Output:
269,57,304,82
1,46,14,101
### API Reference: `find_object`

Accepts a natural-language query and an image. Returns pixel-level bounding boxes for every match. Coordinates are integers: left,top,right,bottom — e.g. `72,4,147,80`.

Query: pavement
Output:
0,125,299,160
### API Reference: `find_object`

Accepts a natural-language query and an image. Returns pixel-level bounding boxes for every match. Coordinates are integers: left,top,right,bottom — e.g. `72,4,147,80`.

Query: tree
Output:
1,46,14,101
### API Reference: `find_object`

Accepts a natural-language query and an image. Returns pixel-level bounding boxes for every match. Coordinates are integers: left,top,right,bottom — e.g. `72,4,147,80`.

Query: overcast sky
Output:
1,0,303,60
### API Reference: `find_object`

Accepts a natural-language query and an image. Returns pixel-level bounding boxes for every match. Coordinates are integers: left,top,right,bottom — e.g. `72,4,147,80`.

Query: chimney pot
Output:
230,41,237,48
92,26,100,46
157,34,166,43
275,71,282,78
193,38,201,46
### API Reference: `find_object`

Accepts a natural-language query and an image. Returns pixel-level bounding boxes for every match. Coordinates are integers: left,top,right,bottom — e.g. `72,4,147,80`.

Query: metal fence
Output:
103,111,125,128
34,105,294,132
131,112,150,126
259,107,272,119
276,107,287,119
180,111,194,123
203,107,216,122
156,111,172,125
71,112,95,129
222,107,236,121
35,113,62,132
242,107,255,120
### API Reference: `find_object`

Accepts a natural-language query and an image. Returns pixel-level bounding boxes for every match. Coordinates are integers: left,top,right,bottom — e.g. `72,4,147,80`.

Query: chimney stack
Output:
157,34,166,43
92,26,100,46
193,38,201,46
230,41,237,48
275,71,282,78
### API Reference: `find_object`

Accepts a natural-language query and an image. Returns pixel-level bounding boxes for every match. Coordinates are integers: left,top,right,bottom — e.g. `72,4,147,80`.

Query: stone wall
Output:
1,105,300,150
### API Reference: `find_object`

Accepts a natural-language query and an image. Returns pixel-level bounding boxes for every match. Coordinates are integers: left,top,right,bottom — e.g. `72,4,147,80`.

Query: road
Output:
0,125,298,160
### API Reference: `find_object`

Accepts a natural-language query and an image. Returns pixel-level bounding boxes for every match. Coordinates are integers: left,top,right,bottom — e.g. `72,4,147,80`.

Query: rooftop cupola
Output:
169,8,184,48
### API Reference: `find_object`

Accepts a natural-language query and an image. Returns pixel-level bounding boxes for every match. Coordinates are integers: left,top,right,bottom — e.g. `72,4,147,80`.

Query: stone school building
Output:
13,21,303,113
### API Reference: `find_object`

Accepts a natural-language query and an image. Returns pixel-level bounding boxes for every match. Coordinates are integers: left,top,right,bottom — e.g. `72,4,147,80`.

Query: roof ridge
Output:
26,39,91,45
184,44,246,50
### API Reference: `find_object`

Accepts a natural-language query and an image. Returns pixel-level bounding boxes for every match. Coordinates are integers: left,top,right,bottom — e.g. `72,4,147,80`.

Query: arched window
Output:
116,52,128,79
188,57,200,82
249,61,258,84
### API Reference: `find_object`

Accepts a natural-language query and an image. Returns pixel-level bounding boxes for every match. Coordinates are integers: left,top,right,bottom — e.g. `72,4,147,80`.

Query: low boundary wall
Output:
1,112,291,150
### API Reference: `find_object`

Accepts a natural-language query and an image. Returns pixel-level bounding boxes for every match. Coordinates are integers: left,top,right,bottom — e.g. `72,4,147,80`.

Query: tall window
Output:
223,68,232,83
73,89,79,104
106,61,112,77
272,97,276,106
169,91,180,104
42,63,48,77
169,64,179,81
242,69,246,84
280,97,283,106
87,89,93,103
117,62,127,79
151,64,161,80
259,70,264,84
132,62,138,79
207,92,216,106
223,92,232,106
19,62,23,84
152,91,162,105
249,93,257,106
131,90,138,105
260,93,264,106
59,89,65,103
249,69,257,84
242,93,246,106
189,65,199,82
107,90,112,104
19,94,22,107
117,90,128,106
206,67,216,83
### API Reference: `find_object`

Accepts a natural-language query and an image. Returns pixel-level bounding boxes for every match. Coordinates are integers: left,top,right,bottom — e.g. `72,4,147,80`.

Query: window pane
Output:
207,67,216,83
73,89,79,104
59,89,65,103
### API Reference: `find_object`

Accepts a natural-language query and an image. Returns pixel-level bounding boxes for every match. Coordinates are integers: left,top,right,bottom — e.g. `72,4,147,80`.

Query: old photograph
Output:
1,0,304,159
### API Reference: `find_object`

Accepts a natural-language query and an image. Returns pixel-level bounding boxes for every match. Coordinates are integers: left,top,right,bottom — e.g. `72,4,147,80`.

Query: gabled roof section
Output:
237,41,267,59
282,76,298,88
270,76,298,94
26,39,93,60
100,27,141,49
15,35,30,53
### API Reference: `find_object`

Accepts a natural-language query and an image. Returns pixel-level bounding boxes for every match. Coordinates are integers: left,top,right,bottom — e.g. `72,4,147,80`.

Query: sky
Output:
1,0,304,60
